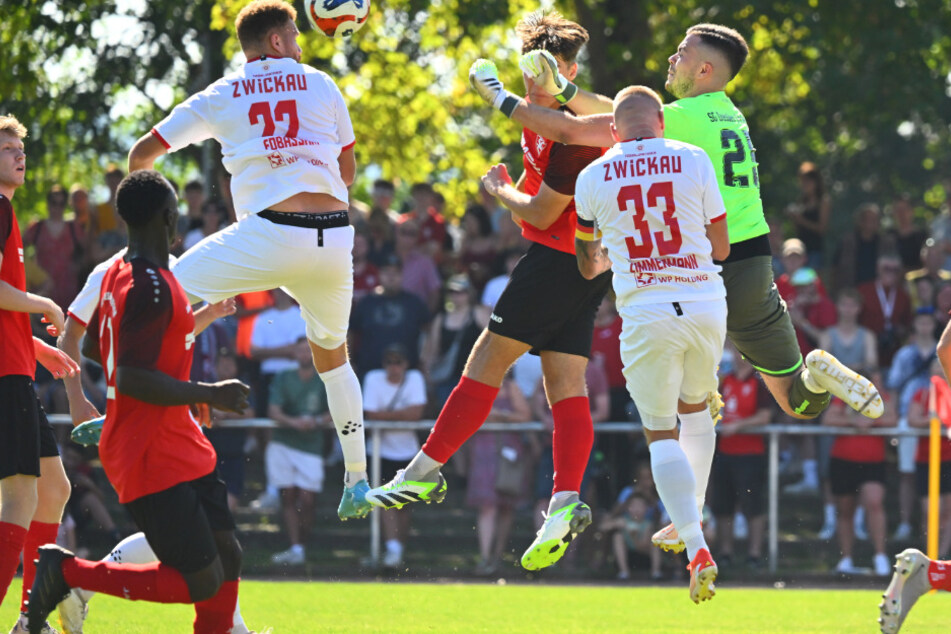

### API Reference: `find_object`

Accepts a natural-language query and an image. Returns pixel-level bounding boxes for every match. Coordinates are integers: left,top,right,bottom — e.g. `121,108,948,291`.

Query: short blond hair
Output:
235,0,297,51
614,85,663,110
0,115,27,139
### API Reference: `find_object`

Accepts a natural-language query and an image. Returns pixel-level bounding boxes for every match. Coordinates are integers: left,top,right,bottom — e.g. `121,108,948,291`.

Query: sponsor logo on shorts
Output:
490,313,503,323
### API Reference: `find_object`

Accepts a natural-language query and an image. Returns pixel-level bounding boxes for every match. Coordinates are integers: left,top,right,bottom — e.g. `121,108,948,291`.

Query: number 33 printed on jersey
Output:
621,181,683,259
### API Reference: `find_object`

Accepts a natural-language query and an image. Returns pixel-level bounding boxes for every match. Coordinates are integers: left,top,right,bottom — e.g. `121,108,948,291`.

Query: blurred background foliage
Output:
2,0,950,238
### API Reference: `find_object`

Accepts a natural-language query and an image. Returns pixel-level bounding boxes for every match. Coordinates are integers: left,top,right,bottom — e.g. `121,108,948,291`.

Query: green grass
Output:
3,580,951,633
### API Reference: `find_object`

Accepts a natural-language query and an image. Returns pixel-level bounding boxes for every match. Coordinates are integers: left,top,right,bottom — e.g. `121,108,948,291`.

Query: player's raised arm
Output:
481,163,569,231
128,132,169,172
469,59,614,148
519,50,613,116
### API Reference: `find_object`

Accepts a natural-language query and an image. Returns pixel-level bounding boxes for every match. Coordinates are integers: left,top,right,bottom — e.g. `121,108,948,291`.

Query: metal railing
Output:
48,415,934,574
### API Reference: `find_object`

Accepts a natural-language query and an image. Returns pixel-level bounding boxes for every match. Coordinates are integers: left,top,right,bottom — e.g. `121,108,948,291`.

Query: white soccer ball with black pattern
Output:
305,0,371,38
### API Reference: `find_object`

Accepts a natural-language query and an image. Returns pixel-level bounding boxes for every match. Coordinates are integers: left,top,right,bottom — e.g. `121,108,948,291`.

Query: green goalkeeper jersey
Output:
663,91,769,244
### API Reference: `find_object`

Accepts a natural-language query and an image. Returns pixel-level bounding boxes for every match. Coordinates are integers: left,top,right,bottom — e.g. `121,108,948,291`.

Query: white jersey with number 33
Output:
575,137,727,308
151,57,355,221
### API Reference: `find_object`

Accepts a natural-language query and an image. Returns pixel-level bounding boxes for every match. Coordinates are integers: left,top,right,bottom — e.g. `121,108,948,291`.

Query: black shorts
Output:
0,375,60,479
124,470,235,574
709,453,767,517
489,242,611,357
829,458,886,496
915,461,951,497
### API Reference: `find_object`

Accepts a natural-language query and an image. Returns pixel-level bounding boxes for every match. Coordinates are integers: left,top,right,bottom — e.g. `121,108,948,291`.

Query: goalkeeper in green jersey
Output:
469,23,883,552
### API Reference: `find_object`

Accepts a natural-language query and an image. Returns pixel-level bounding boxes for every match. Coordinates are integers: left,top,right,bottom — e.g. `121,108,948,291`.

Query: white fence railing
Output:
48,415,935,574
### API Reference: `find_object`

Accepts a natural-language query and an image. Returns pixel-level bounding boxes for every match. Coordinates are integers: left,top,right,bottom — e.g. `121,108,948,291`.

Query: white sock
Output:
106,532,157,565
824,503,836,524
801,369,826,394
650,439,707,560
802,459,819,486
678,409,716,513
232,600,249,634
318,363,368,480
404,450,444,481
73,532,159,602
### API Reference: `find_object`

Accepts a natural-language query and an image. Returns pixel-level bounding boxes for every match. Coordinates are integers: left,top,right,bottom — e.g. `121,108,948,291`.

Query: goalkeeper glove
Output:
469,59,521,118
519,50,578,105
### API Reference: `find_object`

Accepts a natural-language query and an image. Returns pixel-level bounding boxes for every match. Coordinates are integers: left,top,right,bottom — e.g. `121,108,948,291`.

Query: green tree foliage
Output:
4,0,950,232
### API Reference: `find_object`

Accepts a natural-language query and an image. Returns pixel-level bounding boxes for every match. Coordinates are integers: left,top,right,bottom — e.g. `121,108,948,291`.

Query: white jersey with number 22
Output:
151,57,355,221
575,137,727,308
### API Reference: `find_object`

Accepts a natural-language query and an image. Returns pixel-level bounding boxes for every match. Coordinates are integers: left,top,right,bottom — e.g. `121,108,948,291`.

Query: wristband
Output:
554,81,578,105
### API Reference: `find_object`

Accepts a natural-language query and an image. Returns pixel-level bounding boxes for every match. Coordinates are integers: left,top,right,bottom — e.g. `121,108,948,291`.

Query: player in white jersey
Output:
574,86,729,604
126,0,370,521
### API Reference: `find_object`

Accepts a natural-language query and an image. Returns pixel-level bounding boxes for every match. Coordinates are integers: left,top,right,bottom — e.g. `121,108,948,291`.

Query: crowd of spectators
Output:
24,165,951,580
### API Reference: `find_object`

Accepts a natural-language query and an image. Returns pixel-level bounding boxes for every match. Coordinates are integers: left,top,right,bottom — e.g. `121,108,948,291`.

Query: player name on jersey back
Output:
575,137,727,307
152,57,356,221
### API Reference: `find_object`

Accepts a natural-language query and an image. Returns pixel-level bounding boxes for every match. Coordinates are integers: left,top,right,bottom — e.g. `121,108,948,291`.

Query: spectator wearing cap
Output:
420,274,491,409
349,254,429,378
906,238,951,308
887,307,939,541
363,343,428,569
776,238,827,303
266,338,333,566
857,254,914,367
787,267,837,356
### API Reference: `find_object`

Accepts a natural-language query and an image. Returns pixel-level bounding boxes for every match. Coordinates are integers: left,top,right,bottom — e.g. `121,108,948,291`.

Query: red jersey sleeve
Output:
0,198,12,253
543,143,603,196
117,265,173,370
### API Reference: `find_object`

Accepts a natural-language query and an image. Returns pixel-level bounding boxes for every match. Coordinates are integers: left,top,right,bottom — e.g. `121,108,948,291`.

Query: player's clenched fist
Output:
519,50,578,105
469,59,521,118
481,163,514,197
206,379,251,414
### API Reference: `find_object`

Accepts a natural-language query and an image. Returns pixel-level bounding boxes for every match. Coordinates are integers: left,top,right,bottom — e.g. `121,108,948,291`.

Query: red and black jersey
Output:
718,374,768,455
520,121,604,254
86,257,216,503
0,195,35,378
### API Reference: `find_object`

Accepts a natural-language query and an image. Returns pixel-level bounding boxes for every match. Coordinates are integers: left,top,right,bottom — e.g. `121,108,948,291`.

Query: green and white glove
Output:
469,59,521,118
519,49,578,105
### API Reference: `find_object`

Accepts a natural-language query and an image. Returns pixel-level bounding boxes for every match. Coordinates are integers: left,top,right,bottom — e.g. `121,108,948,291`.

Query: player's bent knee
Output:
183,557,225,603
214,532,242,580
640,412,678,432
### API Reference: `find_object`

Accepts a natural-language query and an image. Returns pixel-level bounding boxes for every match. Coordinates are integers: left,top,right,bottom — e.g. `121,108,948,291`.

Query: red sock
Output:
62,558,192,603
551,396,594,494
928,560,951,591
422,377,499,463
193,579,239,634
0,522,27,608
21,521,60,612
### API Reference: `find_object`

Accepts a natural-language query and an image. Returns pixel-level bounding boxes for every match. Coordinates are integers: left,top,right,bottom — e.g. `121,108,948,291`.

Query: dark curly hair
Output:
116,170,176,228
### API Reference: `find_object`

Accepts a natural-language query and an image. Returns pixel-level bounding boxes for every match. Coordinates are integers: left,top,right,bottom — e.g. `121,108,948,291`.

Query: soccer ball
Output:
305,0,371,38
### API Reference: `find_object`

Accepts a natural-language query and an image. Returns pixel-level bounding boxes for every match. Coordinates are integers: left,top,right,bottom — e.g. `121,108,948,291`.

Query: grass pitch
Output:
3,579,950,633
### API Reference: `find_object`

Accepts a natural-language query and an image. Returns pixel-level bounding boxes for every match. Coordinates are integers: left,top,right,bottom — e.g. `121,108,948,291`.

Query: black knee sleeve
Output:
214,532,243,581
788,373,831,418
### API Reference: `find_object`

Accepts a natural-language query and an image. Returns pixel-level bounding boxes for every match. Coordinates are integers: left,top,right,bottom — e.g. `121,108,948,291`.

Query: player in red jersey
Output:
0,114,82,634
365,11,612,572
26,170,250,634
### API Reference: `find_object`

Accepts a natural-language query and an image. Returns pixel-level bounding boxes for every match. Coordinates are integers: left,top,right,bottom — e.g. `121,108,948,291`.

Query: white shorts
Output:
265,442,325,493
619,299,727,429
173,213,354,349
